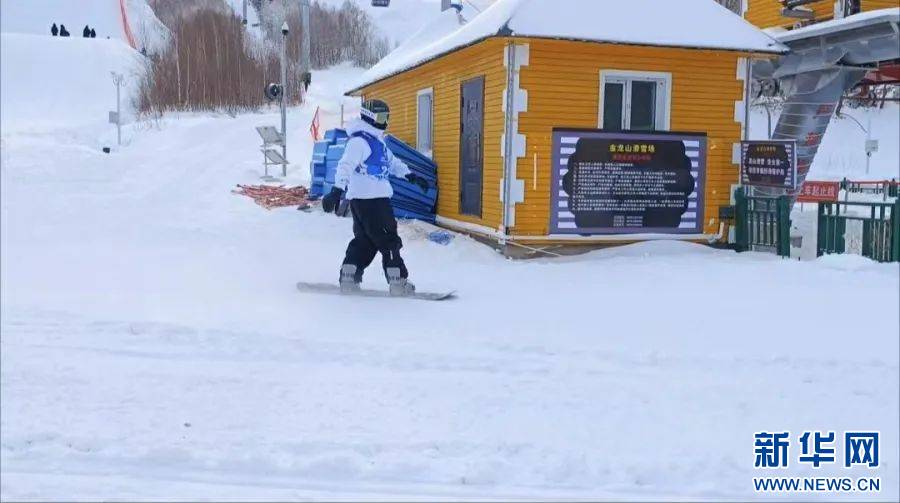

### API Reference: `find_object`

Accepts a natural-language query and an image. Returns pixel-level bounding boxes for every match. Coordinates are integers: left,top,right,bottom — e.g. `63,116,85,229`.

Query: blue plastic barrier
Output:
308,129,439,222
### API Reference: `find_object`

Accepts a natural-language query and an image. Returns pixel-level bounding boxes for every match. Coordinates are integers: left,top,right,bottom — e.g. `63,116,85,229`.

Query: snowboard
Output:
296,281,456,301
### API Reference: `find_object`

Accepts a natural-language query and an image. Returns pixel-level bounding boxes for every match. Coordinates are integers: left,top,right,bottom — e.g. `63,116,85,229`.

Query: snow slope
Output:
0,0,170,53
2,58,899,500
0,33,145,134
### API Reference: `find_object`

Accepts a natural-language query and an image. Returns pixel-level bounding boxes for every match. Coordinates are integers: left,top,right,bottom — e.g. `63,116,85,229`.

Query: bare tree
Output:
137,8,304,115
715,0,743,15
138,0,390,115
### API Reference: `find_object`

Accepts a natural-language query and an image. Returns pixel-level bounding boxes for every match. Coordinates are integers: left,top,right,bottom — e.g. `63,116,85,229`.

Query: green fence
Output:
817,199,900,263
841,178,899,200
734,187,792,258
733,187,900,263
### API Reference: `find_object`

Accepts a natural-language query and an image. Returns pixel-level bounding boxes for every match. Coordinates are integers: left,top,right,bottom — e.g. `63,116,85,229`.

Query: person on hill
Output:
320,99,430,296
59,24,70,37
83,25,91,37
51,23,59,36
90,28,96,38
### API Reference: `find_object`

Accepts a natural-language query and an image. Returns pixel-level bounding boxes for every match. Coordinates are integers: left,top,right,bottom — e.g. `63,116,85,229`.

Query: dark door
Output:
459,76,484,217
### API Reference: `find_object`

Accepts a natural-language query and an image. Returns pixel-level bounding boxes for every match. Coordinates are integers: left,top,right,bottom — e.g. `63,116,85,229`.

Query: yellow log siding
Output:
513,39,746,237
863,0,900,11
357,39,507,229
744,0,833,28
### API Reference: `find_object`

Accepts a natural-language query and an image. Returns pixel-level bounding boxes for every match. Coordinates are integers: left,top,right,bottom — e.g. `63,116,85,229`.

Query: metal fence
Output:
841,179,900,201
734,186,900,263
734,187,792,258
818,200,899,263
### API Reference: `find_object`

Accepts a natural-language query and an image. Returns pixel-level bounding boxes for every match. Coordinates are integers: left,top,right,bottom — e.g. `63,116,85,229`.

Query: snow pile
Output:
348,0,786,92
775,6,900,43
0,0,170,53
123,0,171,53
357,5,467,88
0,33,146,133
363,0,471,46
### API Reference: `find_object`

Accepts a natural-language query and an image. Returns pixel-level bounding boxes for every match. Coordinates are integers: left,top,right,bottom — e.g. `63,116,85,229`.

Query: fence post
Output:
817,202,826,258
893,198,900,262
735,187,748,252
777,195,792,258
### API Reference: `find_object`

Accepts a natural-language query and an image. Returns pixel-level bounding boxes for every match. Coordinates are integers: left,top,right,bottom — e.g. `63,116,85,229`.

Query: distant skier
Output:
51,23,59,36
83,25,91,37
90,28,96,38
320,99,430,296
59,24,70,37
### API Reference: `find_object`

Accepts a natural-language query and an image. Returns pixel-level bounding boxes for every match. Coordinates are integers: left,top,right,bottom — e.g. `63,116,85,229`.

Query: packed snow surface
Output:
1,23,899,502
0,0,170,53
0,33,145,133
349,0,787,92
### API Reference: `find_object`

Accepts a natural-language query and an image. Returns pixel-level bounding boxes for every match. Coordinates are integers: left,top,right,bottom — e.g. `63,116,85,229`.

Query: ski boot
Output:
386,267,415,296
339,264,361,294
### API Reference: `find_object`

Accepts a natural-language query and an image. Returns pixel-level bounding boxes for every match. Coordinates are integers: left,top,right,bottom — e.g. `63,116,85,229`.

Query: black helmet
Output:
361,99,390,130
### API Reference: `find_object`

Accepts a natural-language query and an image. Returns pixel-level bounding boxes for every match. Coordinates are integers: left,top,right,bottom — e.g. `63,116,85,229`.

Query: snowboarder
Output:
59,24,70,37
321,99,431,296
83,25,91,37
51,23,59,36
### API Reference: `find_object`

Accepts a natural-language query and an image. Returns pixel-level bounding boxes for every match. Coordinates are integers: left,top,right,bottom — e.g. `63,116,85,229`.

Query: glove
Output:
321,186,344,214
405,173,430,192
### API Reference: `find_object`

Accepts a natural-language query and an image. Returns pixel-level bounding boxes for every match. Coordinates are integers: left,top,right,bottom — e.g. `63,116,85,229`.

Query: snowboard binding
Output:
339,264,361,293
386,267,415,297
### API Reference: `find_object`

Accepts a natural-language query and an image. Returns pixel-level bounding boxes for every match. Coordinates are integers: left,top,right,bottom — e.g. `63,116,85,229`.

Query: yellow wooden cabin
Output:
344,0,788,249
744,0,899,30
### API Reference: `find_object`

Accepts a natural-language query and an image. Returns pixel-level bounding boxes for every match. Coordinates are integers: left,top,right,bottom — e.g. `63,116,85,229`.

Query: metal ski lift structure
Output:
749,4,899,200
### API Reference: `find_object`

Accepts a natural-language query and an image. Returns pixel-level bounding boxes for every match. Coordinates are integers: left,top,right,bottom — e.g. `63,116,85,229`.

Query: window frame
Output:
598,70,672,131
416,87,435,158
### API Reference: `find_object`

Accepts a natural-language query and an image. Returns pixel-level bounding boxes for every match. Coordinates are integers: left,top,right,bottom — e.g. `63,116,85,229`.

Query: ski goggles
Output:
361,107,390,127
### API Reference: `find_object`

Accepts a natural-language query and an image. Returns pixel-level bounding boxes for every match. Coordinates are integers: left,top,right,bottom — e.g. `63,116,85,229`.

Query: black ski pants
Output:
341,198,407,282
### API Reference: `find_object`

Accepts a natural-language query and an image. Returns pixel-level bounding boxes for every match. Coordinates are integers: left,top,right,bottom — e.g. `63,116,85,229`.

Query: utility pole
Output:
281,20,289,177
300,0,311,94
110,72,125,146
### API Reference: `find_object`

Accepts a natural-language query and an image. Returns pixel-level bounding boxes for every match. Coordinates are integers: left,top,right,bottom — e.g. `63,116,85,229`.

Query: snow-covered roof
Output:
774,7,900,43
346,0,789,94
351,5,469,92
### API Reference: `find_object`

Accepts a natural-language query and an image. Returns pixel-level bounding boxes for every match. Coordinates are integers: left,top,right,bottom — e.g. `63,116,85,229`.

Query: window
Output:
417,88,434,158
599,71,671,131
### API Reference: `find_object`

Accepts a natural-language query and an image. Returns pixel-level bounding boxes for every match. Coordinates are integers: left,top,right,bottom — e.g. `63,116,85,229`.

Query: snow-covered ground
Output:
2,5,899,501
0,0,170,53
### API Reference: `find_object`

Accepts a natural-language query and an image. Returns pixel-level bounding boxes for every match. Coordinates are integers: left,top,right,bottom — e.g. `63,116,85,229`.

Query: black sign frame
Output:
550,128,707,236
740,140,798,190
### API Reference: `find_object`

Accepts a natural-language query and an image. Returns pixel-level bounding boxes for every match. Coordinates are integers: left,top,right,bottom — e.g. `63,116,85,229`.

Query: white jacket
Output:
334,119,411,200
